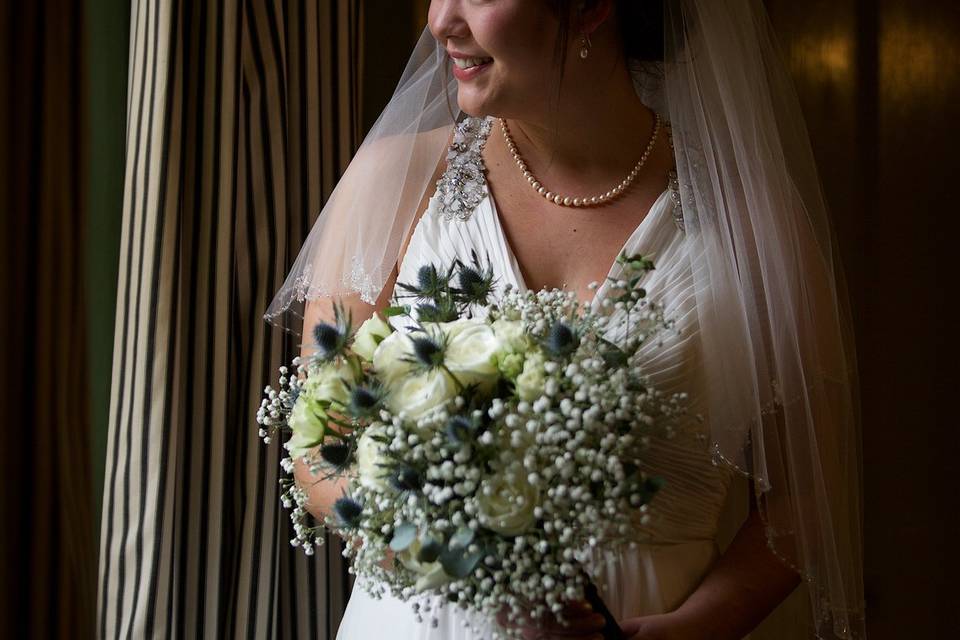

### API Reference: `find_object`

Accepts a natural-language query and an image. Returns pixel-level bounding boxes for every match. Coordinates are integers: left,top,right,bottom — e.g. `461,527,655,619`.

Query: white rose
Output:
355,427,391,491
285,394,327,459
491,318,529,353
351,314,393,361
397,538,452,593
302,359,357,408
476,464,540,536
385,369,458,420
440,319,501,390
515,351,547,402
372,331,415,385
414,563,451,593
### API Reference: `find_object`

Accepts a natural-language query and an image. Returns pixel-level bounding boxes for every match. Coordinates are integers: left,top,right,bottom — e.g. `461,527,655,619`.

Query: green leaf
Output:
383,305,410,318
439,545,484,579
448,526,475,550
417,534,443,563
389,522,418,552
601,348,628,368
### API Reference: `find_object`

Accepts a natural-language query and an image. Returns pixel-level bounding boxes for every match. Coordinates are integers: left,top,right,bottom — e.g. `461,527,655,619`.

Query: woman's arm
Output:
676,505,800,638
623,502,801,640
291,127,454,528
291,279,398,526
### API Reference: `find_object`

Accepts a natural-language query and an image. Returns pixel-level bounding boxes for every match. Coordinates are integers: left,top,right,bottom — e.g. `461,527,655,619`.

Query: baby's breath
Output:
256,252,692,639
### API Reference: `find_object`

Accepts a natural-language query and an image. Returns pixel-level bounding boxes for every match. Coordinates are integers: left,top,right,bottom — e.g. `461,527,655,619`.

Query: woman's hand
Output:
619,612,694,640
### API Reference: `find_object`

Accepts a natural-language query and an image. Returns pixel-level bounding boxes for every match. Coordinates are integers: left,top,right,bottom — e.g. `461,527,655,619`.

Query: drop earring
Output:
579,32,592,59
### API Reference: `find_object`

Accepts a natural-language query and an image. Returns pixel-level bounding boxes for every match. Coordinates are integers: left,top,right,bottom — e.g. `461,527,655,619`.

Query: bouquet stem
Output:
583,576,624,640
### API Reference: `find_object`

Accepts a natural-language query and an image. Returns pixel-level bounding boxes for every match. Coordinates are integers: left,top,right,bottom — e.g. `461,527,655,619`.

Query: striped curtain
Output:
97,1,364,637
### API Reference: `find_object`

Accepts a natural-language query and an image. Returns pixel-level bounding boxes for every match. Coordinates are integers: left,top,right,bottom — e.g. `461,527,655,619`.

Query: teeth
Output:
453,57,492,70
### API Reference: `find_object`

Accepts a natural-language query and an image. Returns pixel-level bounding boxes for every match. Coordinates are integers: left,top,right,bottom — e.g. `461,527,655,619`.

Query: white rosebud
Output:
285,394,327,459
351,313,393,361
301,358,358,409
355,428,391,492
397,537,453,593
515,353,546,402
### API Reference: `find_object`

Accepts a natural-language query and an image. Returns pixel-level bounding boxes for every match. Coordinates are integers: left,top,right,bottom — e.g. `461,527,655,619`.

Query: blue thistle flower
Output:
417,296,459,323
410,335,444,368
417,264,441,293
390,465,423,492
445,415,477,445
313,323,342,356
319,442,352,470
544,320,580,358
333,496,363,529
454,250,496,306
310,301,353,360
348,385,382,418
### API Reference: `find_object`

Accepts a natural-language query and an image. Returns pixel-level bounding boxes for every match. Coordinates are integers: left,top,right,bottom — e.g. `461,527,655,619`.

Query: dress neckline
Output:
431,114,682,310
483,186,673,311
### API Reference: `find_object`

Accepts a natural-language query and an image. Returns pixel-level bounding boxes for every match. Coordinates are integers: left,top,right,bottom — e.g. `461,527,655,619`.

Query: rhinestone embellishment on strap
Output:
665,122,685,233
668,169,684,232
435,116,493,222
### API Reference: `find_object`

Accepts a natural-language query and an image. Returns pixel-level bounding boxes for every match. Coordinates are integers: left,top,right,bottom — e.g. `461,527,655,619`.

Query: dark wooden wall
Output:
766,1,956,637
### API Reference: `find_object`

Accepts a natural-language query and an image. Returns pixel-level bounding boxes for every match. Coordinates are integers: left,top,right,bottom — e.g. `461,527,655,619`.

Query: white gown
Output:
336,115,737,639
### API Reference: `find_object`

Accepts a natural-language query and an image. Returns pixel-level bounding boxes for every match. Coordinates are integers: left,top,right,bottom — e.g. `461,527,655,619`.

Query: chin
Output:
455,92,497,119
457,98,488,118
457,103,490,118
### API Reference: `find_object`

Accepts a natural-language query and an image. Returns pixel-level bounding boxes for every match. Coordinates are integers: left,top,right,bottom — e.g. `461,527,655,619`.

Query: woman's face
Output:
427,0,565,118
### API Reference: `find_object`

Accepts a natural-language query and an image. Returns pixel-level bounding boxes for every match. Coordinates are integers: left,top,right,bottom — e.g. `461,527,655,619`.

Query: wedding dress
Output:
335,114,738,639
270,3,866,635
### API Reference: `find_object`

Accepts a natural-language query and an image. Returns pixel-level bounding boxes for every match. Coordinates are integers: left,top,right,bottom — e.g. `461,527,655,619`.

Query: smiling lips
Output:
449,53,493,80
452,56,493,69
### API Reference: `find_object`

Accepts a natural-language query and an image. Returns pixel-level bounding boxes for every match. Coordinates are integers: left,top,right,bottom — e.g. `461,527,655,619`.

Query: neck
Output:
501,58,656,189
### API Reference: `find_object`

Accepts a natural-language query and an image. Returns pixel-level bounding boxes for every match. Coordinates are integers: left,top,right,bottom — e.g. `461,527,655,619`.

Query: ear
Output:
576,0,615,35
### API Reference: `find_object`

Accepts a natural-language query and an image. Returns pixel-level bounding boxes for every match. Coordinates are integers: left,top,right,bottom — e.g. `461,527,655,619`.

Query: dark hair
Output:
546,0,664,84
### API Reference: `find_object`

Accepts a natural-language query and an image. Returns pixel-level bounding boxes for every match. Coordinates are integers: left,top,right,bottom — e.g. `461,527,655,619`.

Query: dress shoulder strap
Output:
434,115,493,222
665,121,685,233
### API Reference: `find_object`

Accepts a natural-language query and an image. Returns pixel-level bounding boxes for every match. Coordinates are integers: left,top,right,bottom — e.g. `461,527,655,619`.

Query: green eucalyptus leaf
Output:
417,535,443,563
449,526,475,550
389,522,418,552
439,545,483,579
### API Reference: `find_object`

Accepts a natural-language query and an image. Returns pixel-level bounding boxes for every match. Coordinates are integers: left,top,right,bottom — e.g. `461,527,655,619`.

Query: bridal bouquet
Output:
257,251,690,639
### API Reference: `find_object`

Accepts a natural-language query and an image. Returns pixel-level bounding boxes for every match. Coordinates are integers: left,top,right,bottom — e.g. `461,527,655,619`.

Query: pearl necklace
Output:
497,112,662,208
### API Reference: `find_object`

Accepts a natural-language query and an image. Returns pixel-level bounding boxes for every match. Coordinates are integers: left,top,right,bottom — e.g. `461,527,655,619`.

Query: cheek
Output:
483,20,555,84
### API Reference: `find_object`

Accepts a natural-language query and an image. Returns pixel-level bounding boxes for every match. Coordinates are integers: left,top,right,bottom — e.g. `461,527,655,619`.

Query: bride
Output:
265,1,865,639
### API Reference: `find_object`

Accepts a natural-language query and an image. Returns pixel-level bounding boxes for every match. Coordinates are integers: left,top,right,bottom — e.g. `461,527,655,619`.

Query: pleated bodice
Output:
337,116,736,639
